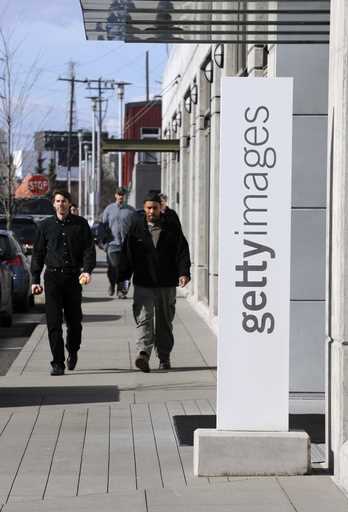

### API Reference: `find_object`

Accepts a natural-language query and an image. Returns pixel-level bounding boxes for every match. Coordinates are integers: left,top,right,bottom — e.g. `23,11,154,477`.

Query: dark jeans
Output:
107,249,127,292
44,269,82,368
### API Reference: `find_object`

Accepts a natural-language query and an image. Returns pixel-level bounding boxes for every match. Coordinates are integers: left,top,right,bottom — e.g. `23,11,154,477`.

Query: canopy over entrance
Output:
80,0,330,45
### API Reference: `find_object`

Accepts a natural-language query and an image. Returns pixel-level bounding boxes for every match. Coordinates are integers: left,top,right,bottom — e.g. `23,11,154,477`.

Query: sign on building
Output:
217,78,293,431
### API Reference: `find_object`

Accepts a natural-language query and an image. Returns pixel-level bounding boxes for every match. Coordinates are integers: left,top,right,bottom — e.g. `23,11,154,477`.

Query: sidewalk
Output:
0,261,347,511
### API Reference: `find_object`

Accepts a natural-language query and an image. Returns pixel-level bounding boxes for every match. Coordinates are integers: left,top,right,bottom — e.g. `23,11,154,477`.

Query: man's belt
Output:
46,267,80,273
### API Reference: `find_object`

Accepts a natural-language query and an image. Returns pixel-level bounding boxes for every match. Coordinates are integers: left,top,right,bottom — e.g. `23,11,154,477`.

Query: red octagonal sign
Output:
27,175,49,196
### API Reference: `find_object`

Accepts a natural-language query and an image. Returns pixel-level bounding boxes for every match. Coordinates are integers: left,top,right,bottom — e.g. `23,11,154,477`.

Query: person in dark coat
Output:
118,192,191,372
159,193,181,227
31,189,96,376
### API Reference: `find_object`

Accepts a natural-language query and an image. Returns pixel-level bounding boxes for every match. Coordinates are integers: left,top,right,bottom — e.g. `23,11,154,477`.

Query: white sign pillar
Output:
217,77,293,431
194,78,310,476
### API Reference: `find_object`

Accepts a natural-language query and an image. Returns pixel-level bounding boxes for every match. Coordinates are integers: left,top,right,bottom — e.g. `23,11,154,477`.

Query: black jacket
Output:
31,214,96,283
119,212,191,287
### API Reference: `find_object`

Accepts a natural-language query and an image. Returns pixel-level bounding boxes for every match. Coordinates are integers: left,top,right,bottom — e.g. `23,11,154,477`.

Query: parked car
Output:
0,230,33,311
0,256,13,327
14,197,54,222
0,216,38,255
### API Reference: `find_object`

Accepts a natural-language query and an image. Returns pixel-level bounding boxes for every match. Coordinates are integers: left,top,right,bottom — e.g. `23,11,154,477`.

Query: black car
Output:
0,248,13,327
0,216,38,255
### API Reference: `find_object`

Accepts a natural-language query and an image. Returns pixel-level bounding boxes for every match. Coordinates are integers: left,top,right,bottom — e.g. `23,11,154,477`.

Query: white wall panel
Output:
291,209,326,300
290,301,325,392
292,116,328,207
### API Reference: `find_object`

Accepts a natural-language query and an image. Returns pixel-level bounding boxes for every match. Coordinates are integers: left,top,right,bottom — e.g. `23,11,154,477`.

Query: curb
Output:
6,323,47,376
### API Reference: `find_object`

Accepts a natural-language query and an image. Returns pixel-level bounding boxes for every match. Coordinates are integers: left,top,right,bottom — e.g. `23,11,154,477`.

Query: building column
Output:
169,151,177,208
208,64,221,319
327,0,348,490
179,102,190,237
193,72,210,304
188,104,196,288
161,153,168,194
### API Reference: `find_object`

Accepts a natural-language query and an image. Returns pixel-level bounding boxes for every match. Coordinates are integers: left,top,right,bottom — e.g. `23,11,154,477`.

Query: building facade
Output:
161,41,329,394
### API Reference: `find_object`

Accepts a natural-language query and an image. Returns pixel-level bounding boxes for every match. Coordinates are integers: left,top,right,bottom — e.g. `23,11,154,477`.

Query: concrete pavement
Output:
0,258,347,511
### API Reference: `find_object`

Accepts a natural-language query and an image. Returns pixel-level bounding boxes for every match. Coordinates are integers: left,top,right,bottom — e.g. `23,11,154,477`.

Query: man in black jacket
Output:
31,190,96,376
119,192,191,372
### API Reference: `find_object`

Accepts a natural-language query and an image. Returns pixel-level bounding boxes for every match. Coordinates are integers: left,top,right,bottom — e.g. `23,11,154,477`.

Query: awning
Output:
102,138,179,152
79,1,330,45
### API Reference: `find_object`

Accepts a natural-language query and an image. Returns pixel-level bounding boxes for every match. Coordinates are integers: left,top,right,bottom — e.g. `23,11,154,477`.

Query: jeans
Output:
133,286,176,361
44,269,82,368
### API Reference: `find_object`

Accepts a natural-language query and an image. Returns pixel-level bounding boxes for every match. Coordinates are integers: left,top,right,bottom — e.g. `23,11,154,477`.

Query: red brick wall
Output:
123,101,161,187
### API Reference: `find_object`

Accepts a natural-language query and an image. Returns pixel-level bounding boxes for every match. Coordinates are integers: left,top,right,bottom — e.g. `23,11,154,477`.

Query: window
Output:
139,127,161,164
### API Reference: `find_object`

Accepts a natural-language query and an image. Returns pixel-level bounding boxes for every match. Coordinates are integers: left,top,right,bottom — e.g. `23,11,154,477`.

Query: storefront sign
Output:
217,78,293,431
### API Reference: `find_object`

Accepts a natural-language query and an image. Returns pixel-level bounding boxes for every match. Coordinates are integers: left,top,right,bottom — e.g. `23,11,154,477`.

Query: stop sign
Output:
27,175,49,196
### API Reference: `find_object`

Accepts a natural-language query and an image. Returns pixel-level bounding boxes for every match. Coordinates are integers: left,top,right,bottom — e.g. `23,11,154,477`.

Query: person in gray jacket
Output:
102,187,135,298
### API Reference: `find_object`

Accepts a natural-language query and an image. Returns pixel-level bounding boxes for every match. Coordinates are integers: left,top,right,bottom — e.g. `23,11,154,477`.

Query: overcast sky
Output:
0,0,168,146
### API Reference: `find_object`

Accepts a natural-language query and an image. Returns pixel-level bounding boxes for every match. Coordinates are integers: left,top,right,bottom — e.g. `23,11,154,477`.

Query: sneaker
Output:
67,352,78,371
159,359,171,370
108,285,115,297
50,364,64,376
135,352,150,373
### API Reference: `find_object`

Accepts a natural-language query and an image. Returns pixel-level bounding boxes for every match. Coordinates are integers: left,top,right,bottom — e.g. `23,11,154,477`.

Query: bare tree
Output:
0,26,41,229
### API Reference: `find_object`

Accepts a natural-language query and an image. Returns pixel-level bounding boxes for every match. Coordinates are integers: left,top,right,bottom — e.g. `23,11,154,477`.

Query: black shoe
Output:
135,352,150,373
50,364,64,376
67,352,78,371
159,359,171,370
108,285,115,297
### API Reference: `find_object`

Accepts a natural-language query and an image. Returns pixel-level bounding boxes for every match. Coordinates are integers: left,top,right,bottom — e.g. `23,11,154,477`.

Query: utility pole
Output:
58,64,86,193
91,97,97,223
85,79,114,214
145,51,150,101
57,74,131,210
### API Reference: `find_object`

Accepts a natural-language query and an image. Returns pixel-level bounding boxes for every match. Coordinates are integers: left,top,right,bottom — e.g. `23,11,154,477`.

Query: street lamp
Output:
213,44,224,69
89,97,98,223
116,81,131,187
203,59,214,83
77,130,83,213
83,141,92,219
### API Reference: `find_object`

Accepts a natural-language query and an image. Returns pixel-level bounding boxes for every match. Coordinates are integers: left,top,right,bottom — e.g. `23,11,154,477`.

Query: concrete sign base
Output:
193,429,310,476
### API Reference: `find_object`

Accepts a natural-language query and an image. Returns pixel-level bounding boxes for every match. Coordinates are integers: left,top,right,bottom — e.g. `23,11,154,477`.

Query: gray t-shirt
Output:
147,221,161,248
102,202,135,252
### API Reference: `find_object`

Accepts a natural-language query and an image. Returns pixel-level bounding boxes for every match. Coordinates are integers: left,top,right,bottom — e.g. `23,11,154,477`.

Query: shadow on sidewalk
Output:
173,414,325,446
82,297,115,303
0,386,120,407
82,314,122,322
73,366,217,375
